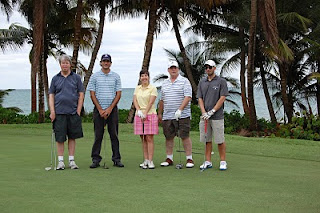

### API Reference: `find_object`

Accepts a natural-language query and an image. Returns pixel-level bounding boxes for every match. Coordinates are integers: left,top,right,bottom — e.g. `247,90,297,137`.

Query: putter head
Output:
103,163,109,169
45,167,52,171
175,164,183,169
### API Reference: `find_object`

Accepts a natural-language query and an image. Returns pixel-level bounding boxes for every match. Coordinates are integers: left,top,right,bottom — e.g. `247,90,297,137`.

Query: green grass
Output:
0,123,320,213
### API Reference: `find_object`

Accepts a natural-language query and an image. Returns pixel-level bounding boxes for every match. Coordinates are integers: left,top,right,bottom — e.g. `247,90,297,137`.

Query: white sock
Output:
69,156,74,162
186,155,192,160
167,154,173,161
58,156,64,162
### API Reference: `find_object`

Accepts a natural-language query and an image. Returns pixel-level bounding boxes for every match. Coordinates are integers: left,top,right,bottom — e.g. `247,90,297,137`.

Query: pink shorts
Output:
134,114,159,135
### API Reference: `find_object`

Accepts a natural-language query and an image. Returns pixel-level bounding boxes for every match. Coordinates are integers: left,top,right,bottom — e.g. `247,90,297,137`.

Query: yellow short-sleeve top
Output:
134,84,158,114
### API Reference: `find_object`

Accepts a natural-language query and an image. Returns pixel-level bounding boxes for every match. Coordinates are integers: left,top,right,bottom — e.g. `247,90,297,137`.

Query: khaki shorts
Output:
199,118,225,144
162,117,190,139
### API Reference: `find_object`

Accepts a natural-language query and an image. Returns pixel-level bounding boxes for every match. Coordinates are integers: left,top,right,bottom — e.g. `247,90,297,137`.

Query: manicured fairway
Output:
0,123,319,212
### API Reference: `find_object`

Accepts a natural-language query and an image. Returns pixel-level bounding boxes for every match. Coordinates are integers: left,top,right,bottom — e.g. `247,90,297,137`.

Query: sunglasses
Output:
205,65,213,69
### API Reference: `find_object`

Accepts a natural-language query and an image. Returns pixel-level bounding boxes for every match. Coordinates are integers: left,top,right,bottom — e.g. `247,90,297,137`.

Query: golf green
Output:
0,123,319,212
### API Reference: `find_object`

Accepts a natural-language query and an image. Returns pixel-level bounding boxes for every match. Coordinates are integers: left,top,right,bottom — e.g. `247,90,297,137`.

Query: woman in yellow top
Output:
133,70,158,169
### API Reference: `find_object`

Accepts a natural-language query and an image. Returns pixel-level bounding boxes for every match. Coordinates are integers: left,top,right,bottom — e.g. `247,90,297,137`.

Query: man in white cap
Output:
197,60,229,170
158,61,194,168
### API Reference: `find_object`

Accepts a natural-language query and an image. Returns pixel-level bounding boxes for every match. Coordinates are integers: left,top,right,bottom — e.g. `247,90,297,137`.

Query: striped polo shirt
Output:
160,74,192,120
87,70,122,109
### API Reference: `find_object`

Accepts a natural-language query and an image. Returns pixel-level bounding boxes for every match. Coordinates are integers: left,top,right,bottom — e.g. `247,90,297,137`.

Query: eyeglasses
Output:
205,65,213,70
102,60,111,63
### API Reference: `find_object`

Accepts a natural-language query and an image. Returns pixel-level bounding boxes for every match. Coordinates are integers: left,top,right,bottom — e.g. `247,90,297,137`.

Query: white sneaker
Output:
140,159,148,168
220,161,227,170
56,161,65,170
200,161,213,170
148,161,155,169
69,160,79,169
186,159,194,168
140,160,148,169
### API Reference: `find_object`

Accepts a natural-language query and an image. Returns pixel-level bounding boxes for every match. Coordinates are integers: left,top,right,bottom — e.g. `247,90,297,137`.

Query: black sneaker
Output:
113,161,124,167
90,161,100,168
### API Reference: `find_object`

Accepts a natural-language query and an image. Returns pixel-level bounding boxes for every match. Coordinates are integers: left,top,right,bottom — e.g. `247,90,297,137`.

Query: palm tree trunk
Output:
172,13,197,101
126,1,158,123
260,62,277,124
247,0,258,130
31,51,37,112
141,0,157,72
31,0,46,113
38,52,45,123
83,0,106,92
279,64,293,123
71,0,83,71
239,26,249,115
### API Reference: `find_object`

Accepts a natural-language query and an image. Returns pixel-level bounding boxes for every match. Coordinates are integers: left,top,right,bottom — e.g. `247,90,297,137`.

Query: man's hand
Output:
49,111,56,122
174,109,182,120
202,109,216,120
158,114,162,124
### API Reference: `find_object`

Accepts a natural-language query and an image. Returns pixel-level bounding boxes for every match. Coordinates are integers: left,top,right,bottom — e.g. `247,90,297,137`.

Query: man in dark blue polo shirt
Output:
49,55,84,170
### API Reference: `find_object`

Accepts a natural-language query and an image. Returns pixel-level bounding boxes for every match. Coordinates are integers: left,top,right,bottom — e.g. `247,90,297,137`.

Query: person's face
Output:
205,65,216,76
140,73,149,85
60,60,71,72
100,60,112,69
168,66,179,78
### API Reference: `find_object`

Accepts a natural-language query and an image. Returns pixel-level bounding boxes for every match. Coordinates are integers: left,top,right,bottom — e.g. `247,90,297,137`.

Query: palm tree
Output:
83,0,111,91
110,0,166,122
18,0,98,118
0,23,30,52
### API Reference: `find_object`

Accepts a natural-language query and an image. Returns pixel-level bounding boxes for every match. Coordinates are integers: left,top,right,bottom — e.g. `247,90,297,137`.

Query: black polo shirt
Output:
197,75,229,120
49,71,84,114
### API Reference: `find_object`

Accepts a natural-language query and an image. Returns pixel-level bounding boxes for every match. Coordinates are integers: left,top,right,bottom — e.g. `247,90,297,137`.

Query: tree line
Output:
1,0,319,131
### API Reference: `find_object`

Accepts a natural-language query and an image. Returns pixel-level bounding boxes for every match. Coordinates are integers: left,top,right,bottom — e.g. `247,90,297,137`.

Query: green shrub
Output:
118,109,129,123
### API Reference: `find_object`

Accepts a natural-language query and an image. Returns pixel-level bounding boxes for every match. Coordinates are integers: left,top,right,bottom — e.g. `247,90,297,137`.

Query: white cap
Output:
204,60,216,67
168,61,179,68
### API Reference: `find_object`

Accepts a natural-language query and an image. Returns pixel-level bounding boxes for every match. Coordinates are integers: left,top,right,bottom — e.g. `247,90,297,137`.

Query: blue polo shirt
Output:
87,70,122,109
49,72,84,114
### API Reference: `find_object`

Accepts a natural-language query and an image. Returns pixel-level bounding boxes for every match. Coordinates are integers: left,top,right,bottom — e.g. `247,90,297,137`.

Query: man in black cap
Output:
87,53,124,168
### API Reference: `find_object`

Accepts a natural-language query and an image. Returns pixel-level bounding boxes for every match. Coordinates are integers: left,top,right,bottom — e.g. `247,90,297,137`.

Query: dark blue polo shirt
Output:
49,72,84,114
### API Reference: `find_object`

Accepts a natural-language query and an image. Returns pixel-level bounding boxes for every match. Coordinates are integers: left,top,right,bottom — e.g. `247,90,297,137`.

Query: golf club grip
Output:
142,120,144,135
52,120,55,132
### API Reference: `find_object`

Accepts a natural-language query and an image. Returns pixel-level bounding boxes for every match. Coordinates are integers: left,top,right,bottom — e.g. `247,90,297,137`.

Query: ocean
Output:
2,88,279,120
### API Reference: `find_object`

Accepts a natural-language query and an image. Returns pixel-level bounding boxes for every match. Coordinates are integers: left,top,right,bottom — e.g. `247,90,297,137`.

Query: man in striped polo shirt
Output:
87,53,124,168
158,61,194,168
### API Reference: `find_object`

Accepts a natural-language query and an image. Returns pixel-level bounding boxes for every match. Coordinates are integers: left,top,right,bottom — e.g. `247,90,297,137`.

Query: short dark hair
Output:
139,70,149,77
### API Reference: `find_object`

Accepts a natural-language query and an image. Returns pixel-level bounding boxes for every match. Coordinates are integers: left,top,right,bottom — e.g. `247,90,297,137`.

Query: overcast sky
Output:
0,10,192,89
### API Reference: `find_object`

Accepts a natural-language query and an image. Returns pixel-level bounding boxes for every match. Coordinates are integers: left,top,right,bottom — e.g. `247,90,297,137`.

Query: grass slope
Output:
0,123,319,213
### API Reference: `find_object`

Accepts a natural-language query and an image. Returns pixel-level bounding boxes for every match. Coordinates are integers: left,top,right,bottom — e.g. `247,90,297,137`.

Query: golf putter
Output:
103,124,109,169
141,120,147,169
45,122,56,171
201,120,208,172
175,119,183,169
